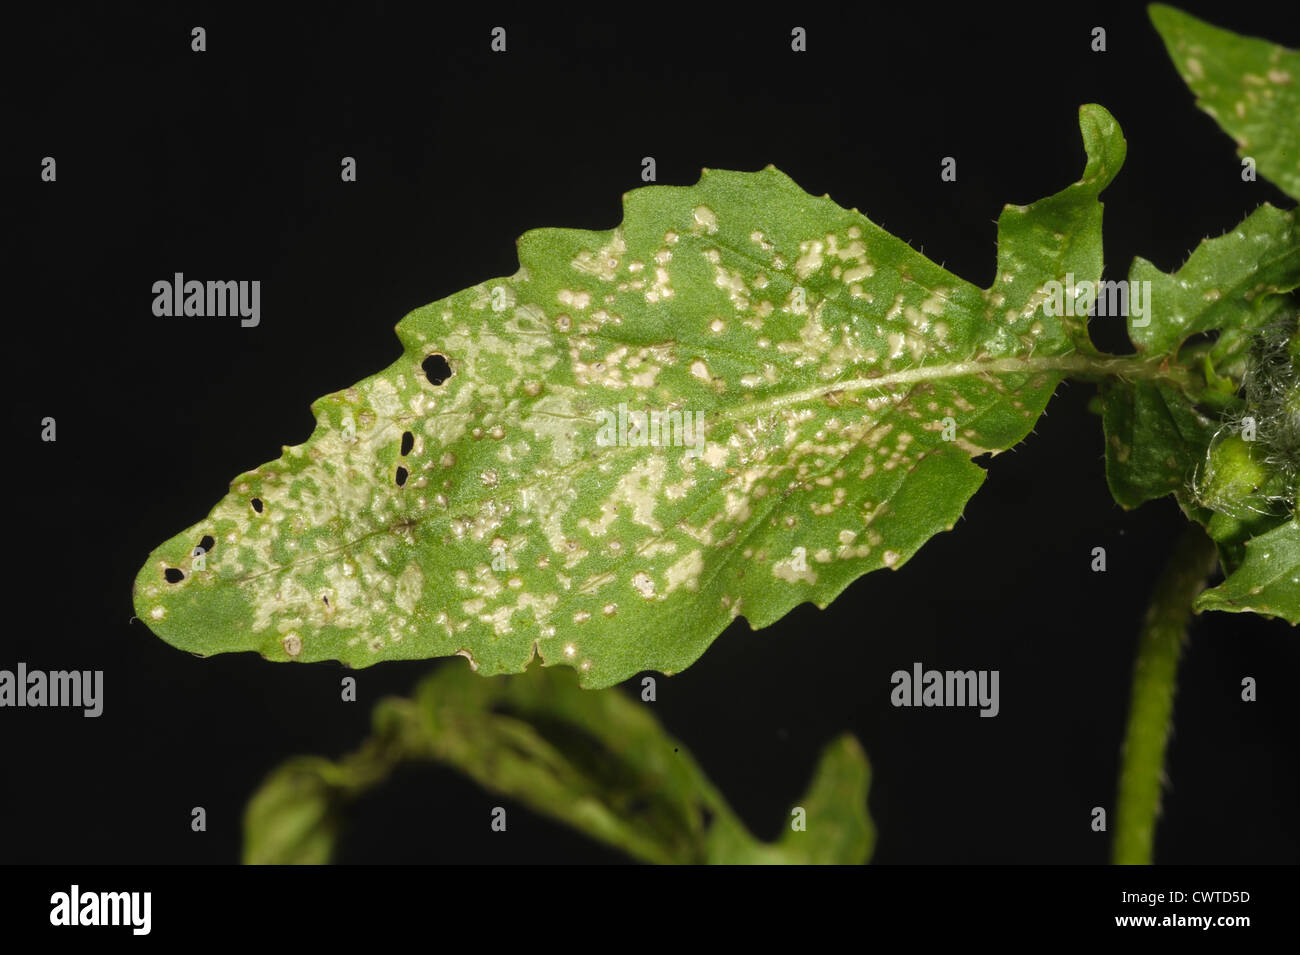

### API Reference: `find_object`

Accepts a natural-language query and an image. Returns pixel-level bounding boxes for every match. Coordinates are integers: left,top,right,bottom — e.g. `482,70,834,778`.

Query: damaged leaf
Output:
137,106,1139,686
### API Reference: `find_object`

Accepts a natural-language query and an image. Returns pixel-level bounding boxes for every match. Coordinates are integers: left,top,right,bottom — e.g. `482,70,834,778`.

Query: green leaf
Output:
243,662,874,865
1107,10,1300,626
1202,505,1292,580
242,757,346,865
1100,204,1300,509
1101,380,1218,509
136,106,1126,687
737,734,875,865
1127,205,1300,360
1196,519,1300,623
1150,4,1300,201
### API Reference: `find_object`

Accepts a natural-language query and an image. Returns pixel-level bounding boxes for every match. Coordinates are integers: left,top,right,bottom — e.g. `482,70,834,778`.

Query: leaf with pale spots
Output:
1126,205,1300,361
243,662,875,865
1196,519,1300,623
1100,204,1300,510
135,105,1126,687
1102,381,1218,510
1151,5,1300,201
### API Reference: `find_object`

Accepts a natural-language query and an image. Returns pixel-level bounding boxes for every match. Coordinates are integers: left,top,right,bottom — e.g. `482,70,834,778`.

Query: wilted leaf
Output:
137,106,1130,686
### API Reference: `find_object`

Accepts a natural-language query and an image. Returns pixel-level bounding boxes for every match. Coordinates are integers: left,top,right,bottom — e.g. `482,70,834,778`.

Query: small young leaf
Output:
1196,519,1300,623
136,107,1125,686
1150,5,1300,201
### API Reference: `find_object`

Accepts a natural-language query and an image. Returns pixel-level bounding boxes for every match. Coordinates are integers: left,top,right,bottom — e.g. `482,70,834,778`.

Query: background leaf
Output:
243,662,875,865
1150,4,1300,201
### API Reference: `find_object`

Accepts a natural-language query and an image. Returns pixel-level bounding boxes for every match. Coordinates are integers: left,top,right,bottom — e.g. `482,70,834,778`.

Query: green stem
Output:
1112,524,1219,865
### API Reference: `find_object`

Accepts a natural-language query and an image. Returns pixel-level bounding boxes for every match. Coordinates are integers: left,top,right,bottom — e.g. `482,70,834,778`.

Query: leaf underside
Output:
135,106,1124,687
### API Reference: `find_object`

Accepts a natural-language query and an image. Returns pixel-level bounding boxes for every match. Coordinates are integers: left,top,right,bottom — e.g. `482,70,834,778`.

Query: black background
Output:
8,1,1300,866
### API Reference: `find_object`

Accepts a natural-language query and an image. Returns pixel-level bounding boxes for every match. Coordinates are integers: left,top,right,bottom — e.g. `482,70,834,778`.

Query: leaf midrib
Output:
217,352,1180,587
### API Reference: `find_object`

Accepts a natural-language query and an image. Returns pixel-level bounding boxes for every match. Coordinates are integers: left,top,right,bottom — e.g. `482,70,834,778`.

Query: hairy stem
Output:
1112,524,1219,865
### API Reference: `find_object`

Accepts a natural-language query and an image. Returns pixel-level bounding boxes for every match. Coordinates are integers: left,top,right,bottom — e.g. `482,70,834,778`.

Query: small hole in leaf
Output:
197,535,215,554
251,498,263,513
422,354,452,385
400,431,414,456
164,568,185,583
395,466,409,487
